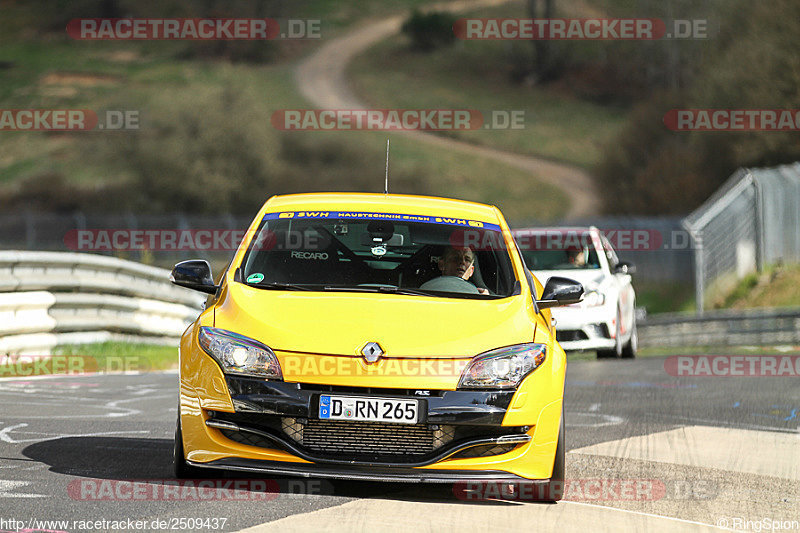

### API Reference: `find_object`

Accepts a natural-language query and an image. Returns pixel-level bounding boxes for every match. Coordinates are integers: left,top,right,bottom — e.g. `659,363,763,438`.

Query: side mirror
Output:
537,276,584,309
614,261,636,275
170,260,218,294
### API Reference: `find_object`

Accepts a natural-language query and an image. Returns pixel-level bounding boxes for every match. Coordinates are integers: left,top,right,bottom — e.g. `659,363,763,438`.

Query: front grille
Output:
282,418,455,456
556,330,589,342
209,410,528,465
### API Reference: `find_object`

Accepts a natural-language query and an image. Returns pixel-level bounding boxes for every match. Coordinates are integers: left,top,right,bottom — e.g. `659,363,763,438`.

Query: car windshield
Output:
240,212,518,298
517,232,601,270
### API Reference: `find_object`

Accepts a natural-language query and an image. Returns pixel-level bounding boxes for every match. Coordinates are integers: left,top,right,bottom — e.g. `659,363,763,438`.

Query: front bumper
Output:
552,305,616,351
187,457,542,483
205,377,530,467
179,325,566,481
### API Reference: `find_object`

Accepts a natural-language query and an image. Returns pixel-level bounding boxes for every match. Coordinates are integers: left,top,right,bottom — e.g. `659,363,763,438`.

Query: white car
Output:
513,226,637,359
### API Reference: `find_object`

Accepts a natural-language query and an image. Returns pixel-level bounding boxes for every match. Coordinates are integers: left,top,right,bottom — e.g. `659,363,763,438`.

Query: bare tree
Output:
527,0,556,82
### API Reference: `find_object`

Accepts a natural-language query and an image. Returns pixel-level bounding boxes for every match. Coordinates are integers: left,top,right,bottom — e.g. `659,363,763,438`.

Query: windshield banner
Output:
262,211,502,232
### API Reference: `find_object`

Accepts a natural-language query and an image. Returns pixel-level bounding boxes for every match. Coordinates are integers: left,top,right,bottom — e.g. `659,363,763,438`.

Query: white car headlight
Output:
198,327,282,379
583,289,605,307
458,343,546,389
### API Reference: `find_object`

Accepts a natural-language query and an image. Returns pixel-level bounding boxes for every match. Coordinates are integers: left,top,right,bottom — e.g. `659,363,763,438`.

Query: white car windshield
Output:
517,232,602,270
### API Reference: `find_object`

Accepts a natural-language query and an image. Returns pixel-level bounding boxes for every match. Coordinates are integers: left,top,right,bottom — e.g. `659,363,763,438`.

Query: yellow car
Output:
170,192,582,498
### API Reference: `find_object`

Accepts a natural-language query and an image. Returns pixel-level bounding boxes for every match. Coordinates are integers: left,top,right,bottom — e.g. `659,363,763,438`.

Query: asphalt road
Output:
1,355,798,532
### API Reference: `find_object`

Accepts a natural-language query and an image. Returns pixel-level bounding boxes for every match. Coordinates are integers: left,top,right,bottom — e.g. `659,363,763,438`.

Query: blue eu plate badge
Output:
319,395,331,418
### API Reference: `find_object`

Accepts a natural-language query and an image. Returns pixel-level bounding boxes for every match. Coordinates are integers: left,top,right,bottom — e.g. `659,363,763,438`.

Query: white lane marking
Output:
0,423,29,443
561,501,732,531
0,480,47,498
0,369,177,382
0,424,150,444
588,403,600,412
565,412,624,427
669,415,800,434
0,393,175,419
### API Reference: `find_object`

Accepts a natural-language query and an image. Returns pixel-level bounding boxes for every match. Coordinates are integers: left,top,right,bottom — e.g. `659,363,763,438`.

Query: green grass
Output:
55,342,178,372
564,344,800,361
636,282,695,315
638,344,800,357
0,342,177,378
717,264,800,310
349,4,628,169
0,5,570,221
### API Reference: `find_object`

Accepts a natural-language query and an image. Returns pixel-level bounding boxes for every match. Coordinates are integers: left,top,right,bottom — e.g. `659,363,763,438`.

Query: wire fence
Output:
2,163,798,315
683,162,800,312
0,212,252,269
0,211,693,285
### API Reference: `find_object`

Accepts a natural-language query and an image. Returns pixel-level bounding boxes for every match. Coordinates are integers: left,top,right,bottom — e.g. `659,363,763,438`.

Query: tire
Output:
546,408,566,502
173,413,205,479
621,313,638,359
597,308,623,359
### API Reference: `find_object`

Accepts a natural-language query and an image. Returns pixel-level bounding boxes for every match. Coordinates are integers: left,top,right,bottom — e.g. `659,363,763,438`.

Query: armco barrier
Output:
0,251,204,356
639,306,800,347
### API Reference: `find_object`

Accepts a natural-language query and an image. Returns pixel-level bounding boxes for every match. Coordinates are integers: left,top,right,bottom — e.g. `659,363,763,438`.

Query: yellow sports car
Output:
170,193,582,498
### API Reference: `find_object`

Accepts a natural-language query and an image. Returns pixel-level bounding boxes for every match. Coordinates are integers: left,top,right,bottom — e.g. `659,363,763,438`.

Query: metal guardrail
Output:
639,306,800,347
0,251,204,356
3,252,796,355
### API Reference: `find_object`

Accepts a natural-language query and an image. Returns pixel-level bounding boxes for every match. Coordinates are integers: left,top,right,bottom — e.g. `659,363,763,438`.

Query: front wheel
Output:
621,314,638,359
545,408,566,502
173,414,205,479
597,308,623,359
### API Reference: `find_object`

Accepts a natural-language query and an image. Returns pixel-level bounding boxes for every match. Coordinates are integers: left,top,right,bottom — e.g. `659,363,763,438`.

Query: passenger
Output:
420,246,489,294
565,249,586,267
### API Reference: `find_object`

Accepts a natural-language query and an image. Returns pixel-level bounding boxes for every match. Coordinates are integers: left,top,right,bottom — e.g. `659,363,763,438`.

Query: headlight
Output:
458,343,546,389
198,327,282,379
583,289,605,307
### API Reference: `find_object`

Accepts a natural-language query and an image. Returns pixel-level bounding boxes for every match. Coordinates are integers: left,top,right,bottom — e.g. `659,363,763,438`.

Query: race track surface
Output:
1,356,798,532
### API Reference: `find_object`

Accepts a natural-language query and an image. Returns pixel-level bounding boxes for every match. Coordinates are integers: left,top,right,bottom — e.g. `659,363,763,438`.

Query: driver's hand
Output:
477,287,489,295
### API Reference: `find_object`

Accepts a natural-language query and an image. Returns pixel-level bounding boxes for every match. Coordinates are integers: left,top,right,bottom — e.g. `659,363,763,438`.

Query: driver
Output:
420,246,489,294
565,249,586,267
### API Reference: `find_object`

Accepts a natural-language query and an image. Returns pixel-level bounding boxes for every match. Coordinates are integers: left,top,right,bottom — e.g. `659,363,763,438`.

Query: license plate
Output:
318,395,420,424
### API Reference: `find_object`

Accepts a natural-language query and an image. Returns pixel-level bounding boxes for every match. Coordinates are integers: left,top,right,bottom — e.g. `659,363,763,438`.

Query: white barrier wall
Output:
0,251,204,356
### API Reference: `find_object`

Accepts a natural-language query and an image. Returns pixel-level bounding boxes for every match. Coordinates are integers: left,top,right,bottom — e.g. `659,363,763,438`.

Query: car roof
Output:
262,192,502,223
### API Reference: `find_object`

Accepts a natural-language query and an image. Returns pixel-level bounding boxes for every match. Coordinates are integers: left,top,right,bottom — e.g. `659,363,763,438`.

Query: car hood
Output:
213,282,537,357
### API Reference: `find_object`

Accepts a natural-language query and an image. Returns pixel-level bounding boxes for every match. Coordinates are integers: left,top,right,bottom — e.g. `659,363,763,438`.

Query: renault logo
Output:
360,342,384,363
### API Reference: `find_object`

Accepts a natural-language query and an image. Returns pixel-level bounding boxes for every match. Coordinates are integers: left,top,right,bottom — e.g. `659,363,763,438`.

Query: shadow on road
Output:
23,436,530,505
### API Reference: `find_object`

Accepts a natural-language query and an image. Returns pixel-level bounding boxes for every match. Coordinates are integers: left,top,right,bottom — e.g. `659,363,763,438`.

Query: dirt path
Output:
294,0,599,218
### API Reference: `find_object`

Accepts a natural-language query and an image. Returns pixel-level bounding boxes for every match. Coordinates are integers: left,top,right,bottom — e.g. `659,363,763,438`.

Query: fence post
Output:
751,172,765,272
693,230,704,315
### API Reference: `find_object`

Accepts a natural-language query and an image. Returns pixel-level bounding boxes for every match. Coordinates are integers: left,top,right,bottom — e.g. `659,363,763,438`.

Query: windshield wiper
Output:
322,285,433,297
248,281,315,291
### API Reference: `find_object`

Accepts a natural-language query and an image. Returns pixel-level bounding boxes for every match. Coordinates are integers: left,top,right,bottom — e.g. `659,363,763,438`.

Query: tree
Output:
527,0,556,82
